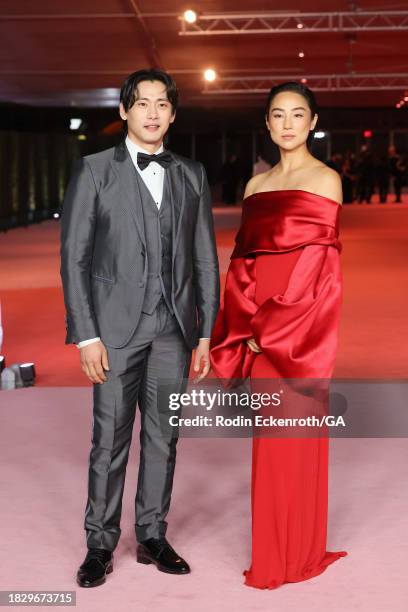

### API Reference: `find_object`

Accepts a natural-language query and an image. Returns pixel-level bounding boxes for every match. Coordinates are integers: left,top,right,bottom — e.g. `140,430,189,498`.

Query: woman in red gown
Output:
210,82,347,589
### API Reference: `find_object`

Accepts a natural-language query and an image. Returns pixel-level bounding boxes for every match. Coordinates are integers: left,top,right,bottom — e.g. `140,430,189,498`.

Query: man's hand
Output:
247,337,262,353
79,341,110,384
193,338,211,383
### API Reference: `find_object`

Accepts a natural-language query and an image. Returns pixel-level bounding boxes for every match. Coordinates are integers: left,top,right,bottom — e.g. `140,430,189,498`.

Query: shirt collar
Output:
125,136,164,160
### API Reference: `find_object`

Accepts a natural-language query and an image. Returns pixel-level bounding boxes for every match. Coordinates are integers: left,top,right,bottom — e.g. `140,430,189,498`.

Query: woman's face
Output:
266,91,317,150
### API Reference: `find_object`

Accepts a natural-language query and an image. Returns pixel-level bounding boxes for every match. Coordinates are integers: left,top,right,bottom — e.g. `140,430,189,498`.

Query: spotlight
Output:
363,130,372,138
297,23,304,29
19,363,36,387
183,9,197,23
204,68,217,82
314,131,326,139
404,96,408,102
301,78,307,84
298,51,305,58
1,367,15,390
9,364,23,388
70,118,82,130
0,362,36,390
53,213,60,219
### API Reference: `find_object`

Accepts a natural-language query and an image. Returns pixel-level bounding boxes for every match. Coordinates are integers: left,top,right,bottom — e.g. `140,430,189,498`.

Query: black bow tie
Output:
137,151,173,170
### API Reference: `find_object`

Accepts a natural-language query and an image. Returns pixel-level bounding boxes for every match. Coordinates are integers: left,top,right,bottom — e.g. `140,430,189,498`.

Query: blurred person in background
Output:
253,153,272,176
341,151,357,204
389,145,406,203
220,152,241,204
375,154,390,204
326,152,342,173
356,145,375,204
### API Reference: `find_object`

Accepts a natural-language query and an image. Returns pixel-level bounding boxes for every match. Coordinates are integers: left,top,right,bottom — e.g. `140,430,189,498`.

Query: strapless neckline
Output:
243,189,342,207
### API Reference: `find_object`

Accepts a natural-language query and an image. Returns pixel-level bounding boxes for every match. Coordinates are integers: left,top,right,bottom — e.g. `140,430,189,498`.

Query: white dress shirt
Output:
125,136,165,208
77,137,209,348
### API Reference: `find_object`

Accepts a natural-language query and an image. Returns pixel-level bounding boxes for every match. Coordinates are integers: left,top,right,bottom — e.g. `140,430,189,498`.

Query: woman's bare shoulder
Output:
310,164,343,205
244,171,272,199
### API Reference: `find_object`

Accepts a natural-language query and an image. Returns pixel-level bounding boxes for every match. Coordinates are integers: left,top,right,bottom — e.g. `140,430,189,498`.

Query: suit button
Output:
138,282,145,288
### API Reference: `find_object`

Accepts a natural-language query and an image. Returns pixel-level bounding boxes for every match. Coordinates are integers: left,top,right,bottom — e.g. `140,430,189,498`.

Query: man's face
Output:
119,79,175,149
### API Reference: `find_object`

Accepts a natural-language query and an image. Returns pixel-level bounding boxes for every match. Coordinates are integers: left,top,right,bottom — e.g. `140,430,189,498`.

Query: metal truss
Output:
202,73,408,94
180,10,408,35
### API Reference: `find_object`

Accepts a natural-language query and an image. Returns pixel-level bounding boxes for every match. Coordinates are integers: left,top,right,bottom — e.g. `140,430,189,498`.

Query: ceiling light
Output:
204,68,217,82
69,118,82,130
184,9,197,23
298,51,305,58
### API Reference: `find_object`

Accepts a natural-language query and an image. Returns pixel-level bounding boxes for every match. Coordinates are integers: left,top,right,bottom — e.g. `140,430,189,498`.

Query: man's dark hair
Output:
120,68,179,114
265,81,318,148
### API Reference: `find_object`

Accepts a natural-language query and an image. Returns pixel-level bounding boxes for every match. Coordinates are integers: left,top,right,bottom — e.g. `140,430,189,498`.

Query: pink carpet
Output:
1,199,408,610
2,389,408,611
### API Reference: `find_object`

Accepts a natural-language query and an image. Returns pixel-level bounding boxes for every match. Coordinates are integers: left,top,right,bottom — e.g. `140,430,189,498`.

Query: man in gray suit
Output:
60,69,220,587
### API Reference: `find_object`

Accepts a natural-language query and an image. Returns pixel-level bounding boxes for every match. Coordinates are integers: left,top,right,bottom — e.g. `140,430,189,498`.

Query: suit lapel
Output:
166,155,185,260
110,141,146,247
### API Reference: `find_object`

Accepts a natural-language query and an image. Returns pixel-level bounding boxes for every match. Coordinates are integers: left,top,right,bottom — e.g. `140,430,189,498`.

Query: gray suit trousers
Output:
84,299,192,550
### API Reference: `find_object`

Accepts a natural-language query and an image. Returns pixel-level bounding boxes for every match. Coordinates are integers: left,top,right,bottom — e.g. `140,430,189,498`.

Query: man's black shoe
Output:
137,537,190,574
76,548,113,588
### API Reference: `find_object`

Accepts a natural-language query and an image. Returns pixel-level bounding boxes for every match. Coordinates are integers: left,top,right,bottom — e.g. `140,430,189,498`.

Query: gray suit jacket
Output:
60,141,220,349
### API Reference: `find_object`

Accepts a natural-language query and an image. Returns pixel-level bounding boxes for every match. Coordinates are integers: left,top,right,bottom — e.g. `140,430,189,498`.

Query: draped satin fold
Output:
210,190,342,382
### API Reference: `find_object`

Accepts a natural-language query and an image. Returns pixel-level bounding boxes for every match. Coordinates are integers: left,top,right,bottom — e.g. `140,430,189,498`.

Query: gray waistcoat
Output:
135,171,174,315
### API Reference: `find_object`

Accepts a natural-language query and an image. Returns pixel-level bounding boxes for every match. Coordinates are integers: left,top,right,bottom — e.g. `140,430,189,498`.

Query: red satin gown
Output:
210,190,347,589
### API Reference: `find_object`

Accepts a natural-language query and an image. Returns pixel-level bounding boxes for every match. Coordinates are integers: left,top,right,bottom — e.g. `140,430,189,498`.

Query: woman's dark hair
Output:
120,68,179,114
265,81,319,147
